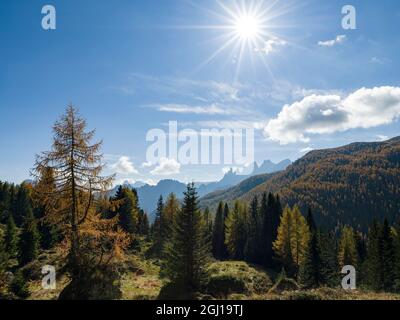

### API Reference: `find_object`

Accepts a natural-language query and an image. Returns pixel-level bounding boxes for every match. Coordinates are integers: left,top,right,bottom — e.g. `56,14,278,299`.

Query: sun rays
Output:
178,0,298,81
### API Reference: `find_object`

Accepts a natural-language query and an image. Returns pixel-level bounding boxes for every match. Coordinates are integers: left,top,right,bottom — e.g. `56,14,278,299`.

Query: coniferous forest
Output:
1,106,400,300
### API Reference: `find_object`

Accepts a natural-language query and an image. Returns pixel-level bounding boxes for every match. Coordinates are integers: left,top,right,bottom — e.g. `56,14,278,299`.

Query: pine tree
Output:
274,206,310,276
222,203,230,259
394,222,400,292
273,206,294,273
245,196,260,263
319,231,339,287
299,209,322,287
203,207,213,240
225,200,248,260
212,202,226,259
19,208,40,266
354,230,367,284
14,184,32,227
152,195,164,256
0,182,13,224
290,206,310,274
5,214,18,259
380,218,395,291
364,219,381,290
33,105,128,287
10,270,30,299
260,193,282,267
162,193,180,242
33,166,59,249
0,233,9,294
118,187,139,234
162,183,210,297
338,226,358,268
138,209,150,236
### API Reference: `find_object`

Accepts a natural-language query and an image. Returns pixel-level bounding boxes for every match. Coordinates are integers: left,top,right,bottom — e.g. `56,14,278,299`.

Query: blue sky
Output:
1,0,400,185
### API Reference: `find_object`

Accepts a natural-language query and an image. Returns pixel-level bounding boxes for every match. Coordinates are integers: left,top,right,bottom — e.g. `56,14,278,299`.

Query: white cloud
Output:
318,35,346,47
150,103,234,115
299,147,314,153
264,86,400,144
141,161,153,168
371,57,384,65
255,37,287,54
150,157,181,176
110,156,138,174
196,120,266,130
376,135,389,141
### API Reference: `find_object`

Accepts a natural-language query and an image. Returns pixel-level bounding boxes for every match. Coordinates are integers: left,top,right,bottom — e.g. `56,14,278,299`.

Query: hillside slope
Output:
203,137,400,230
199,172,279,211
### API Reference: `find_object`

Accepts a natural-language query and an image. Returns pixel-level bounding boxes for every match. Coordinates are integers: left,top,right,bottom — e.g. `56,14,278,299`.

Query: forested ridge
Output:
1,106,400,300
202,137,400,231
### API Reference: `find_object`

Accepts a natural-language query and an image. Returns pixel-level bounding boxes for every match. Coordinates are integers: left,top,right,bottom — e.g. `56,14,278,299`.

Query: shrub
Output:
207,274,247,297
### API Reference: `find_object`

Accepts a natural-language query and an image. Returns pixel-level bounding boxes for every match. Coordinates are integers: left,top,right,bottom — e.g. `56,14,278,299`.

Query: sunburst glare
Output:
234,14,261,40
182,0,297,81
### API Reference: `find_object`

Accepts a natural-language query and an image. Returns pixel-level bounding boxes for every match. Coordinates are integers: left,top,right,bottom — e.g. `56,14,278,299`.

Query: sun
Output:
182,0,293,80
234,14,261,40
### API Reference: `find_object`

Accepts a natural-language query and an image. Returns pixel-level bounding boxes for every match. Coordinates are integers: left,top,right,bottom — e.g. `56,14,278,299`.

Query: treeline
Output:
207,193,400,292
243,138,400,231
0,178,152,299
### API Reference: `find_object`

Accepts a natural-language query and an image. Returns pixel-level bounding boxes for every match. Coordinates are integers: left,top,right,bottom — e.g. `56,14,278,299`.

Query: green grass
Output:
120,256,162,300
21,252,400,300
207,261,274,298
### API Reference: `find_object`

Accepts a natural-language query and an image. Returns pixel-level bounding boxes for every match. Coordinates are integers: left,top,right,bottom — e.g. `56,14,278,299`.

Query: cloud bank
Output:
264,86,400,144
111,156,139,174
150,157,181,176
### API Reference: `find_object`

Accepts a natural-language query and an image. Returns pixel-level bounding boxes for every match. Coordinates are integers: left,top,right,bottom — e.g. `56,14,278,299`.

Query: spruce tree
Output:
319,231,339,287
261,193,282,267
14,184,32,227
394,222,400,292
0,234,9,293
212,202,225,259
152,195,164,256
222,203,230,259
19,208,40,266
203,207,213,240
162,183,210,297
138,209,150,236
260,193,271,265
380,218,395,291
365,219,381,290
5,214,18,258
10,270,30,299
245,196,260,263
118,187,139,234
299,209,322,287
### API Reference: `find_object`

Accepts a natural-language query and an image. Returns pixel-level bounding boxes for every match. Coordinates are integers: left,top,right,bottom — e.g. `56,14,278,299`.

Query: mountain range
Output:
109,159,291,219
200,137,400,231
